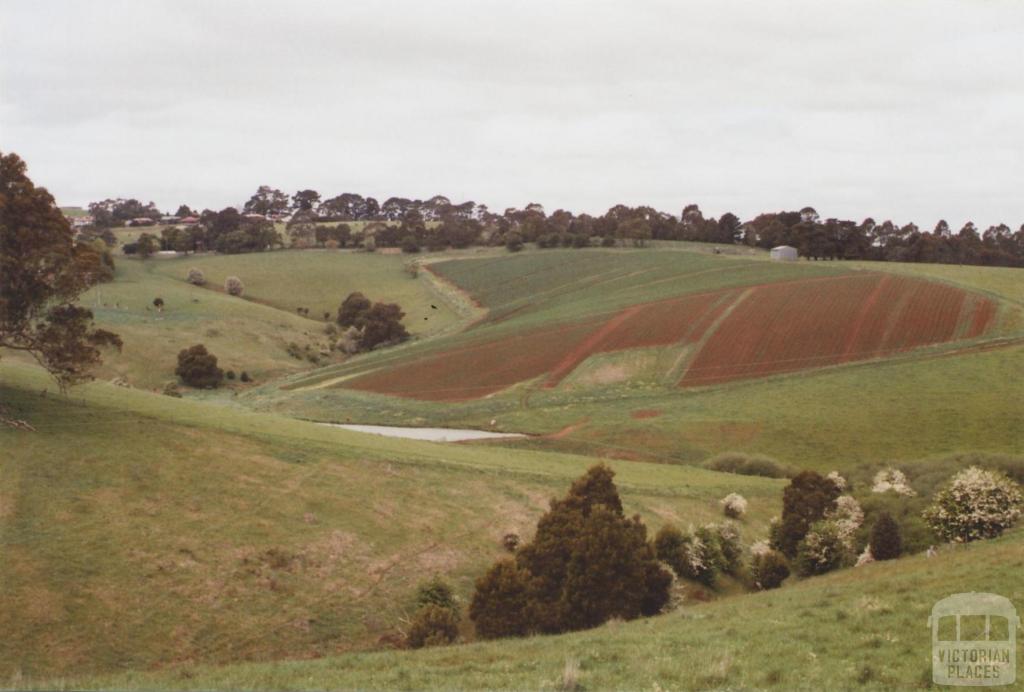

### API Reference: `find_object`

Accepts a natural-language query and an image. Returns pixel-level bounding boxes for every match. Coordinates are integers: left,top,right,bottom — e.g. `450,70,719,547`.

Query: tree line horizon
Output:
86,185,1024,267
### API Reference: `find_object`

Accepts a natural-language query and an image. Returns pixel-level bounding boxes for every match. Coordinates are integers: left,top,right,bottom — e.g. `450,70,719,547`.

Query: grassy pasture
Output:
16,249,470,391
31,526,1024,691
62,259,328,390
148,250,463,335
0,363,781,681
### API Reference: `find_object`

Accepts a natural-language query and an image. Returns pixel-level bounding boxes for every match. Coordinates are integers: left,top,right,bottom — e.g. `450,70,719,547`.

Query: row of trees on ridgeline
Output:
86,187,1024,266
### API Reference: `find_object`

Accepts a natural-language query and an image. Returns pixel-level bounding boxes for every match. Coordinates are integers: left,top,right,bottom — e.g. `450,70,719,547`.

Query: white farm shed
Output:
770,245,798,262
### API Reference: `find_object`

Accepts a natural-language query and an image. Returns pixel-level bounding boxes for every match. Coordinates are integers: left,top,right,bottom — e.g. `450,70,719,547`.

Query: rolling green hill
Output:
28,525,1024,691
244,248,1023,472
3,245,1022,690
16,250,470,391
0,362,780,681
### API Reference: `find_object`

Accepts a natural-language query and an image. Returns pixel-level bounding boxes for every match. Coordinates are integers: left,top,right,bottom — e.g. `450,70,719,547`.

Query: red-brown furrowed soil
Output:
341,273,999,400
679,273,997,386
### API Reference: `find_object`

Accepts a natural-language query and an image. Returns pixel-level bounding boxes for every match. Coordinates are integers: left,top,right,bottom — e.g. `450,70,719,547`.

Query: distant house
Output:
160,216,181,224
180,216,200,225
128,217,156,227
770,245,798,261
67,215,94,228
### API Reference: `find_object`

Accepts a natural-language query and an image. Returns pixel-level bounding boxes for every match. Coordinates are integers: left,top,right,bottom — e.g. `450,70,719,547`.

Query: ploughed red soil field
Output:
341,273,999,401
679,273,996,386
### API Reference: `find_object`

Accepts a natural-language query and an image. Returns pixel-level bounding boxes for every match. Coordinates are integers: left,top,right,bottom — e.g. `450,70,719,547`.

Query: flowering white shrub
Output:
923,466,1023,542
709,521,743,575
795,520,847,576
855,546,874,567
872,468,916,496
826,495,864,550
720,493,748,519
827,471,847,491
750,539,772,557
186,267,206,285
224,275,245,296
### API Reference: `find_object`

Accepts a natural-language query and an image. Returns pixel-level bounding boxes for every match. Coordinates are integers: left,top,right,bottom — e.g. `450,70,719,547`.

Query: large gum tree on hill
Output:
0,151,122,401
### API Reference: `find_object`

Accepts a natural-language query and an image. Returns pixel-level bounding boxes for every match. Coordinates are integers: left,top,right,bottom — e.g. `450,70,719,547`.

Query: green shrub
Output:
174,344,224,389
505,231,523,252
773,471,842,558
186,267,205,285
869,512,902,560
710,522,743,576
239,371,251,383
704,452,795,479
501,533,520,552
224,275,244,296
923,467,1022,542
750,547,789,590
405,604,459,649
415,576,457,612
469,558,536,640
654,524,717,586
225,370,236,380
470,464,671,638
794,520,848,577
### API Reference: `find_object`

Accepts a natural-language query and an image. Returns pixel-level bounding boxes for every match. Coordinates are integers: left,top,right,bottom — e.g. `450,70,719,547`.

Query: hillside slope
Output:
0,363,780,680
36,527,1024,691
245,250,1023,471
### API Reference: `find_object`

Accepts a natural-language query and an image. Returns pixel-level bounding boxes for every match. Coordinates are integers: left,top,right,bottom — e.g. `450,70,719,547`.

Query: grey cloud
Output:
2,0,1023,228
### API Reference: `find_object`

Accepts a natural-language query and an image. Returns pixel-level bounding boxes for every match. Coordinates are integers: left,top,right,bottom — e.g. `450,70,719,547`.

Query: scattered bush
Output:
872,468,916,496
469,558,536,639
703,452,795,479
239,371,251,383
337,326,362,354
162,381,182,398
405,604,459,649
174,344,224,388
655,524,716,586
415,576,457,612
505,231,523,252
710,522,743,575
335,292,409,351
794,520,848,577
750,547,789,590
720,493,748,519
337,292,372,327
224,275,244,296
225,369,236,380
358,302,410,350
469,464,672,639
922,466,1022,543
827,495,864,550
501,533,520,552
153,297,164,312
869,512,902,560
773,471,842,558
186,267,205,285
401,235,421,253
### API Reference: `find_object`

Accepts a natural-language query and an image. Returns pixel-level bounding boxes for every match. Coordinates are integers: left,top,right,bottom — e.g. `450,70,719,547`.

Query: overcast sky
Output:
3,0,1023,228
